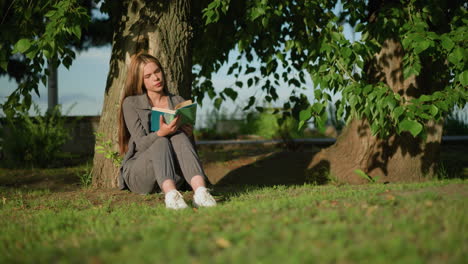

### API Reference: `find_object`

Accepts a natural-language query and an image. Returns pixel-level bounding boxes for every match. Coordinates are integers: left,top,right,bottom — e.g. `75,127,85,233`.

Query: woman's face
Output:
143,62,164,93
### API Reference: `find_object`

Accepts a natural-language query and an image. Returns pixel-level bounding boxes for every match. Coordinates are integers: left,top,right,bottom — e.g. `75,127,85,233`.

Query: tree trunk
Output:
92,0,192,188
47,59,58,112
308,39,443,184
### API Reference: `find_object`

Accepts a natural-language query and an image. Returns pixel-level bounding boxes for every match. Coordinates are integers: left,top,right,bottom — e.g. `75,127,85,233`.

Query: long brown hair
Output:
118,53,167,155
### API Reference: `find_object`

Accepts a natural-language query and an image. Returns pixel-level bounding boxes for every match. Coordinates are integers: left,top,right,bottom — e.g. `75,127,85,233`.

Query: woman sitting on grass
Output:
117,53,216,210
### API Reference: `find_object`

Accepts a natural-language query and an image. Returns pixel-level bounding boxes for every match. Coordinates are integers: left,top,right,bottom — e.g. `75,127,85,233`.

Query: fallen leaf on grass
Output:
215,238,232,249
366,205,379,216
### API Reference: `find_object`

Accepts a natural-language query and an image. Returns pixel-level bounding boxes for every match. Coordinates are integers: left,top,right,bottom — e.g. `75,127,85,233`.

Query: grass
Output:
0,179,466,263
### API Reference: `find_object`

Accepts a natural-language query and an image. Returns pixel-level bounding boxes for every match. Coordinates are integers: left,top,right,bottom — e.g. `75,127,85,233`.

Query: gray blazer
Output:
119,93,185,190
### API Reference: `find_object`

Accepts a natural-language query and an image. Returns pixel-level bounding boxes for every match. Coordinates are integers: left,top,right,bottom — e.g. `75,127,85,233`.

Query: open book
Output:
150,100,197,132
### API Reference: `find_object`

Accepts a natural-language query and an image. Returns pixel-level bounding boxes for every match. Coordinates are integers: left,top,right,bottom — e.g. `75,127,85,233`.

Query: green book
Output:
150,100,197,132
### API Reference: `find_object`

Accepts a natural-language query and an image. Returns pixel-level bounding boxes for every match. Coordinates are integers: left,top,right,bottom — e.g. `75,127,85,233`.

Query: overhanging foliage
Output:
197,0,467,138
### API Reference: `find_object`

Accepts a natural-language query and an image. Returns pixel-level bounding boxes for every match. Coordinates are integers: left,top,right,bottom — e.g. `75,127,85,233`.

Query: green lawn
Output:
0,179,466,263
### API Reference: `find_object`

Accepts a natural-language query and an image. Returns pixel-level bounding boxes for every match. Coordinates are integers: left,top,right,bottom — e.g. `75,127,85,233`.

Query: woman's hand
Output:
179,124,193,137
156,115,181,137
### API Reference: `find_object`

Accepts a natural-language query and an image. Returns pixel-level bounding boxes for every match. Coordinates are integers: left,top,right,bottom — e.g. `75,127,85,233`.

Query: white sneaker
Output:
165,190,188,210
193,187,217,208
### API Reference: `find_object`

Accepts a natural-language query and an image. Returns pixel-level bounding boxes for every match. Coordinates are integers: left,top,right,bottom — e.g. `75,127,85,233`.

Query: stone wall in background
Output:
62,116,100,155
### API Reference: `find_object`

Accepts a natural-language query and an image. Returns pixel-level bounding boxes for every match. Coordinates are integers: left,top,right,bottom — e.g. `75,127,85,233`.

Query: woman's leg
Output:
169,132,207,190
169,132,216,207
126,137,182,194
189,175,206,191
161,179,177,193
126,137,188,209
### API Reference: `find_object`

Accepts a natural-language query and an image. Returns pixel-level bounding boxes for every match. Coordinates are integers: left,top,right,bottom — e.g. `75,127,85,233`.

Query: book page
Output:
151,107,176,114
174,100,193,110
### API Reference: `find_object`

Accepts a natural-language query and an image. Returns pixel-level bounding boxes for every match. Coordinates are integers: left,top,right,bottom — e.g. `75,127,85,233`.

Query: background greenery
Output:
0,104,74,168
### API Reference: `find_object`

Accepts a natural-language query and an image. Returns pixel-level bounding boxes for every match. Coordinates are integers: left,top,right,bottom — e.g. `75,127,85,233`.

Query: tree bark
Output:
308,39,443,184
92,0,192,188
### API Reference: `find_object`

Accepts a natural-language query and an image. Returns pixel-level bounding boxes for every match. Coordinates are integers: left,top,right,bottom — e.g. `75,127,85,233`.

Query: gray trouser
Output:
126,132,205,194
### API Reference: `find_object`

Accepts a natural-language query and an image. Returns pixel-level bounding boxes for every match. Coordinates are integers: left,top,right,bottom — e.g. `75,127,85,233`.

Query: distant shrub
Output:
194,107,239,140
241,110,305,142
444,107,468,135
0,104,73,168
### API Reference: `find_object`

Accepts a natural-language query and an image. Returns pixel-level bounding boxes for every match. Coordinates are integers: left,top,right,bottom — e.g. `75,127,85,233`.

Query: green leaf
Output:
298,120,306,130
43,49,51,59
214,97,223,110
243,96,255,110
355,23,365,32
370,122,380,135
299,108,312,122
0,59,7,71
418,95,431,102
71,25,81,39
262,17,268,28
13,39,32,53
247,78,253,87
250,7,265,21
363,85,373,94
285,40,294,51
238,39,247,51
413,40,431,54
276,52,284,62
440,35,454,51
63,56,73,69
41,75,47,86
459,71,468,86
448,47,464,64
312,102,324,114
419,113,432,120
245,67,255,74
403,65,418,79
223,88,238,101
385,97,396,110
399,119,423,137
429,105,438,117
331,32,341,41
44,10,56,18
227,62,238,75
314,89,322,100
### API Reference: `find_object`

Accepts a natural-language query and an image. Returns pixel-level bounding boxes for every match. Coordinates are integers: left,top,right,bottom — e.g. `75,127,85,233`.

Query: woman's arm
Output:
122,99,160,152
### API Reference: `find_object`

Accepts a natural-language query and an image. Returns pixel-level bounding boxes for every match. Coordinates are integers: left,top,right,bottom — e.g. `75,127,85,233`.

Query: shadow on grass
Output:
210,149,325,198
0,155,93,193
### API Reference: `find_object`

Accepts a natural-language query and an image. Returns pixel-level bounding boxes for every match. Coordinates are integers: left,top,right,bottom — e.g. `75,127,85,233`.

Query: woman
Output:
118,53,216,210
